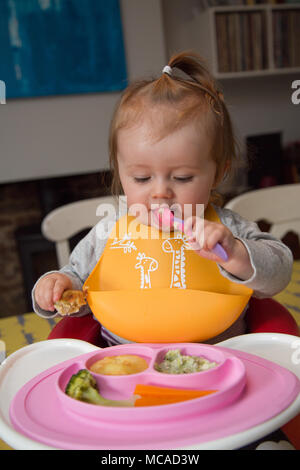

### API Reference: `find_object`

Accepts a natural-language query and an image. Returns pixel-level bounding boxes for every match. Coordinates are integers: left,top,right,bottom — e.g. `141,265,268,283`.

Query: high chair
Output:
224,183,300,337
43,190,300,448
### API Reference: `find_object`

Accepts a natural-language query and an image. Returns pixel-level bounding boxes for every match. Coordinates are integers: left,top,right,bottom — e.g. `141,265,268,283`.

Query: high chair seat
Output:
48,313,102,346
246,297,299,336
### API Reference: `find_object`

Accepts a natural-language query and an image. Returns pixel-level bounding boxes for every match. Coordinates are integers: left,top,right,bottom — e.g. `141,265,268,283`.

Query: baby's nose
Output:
151,180,174,200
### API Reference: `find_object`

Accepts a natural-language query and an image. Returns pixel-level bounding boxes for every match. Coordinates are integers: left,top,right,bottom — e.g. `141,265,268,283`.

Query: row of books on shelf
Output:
200,0,300,6
215,9,300,73
216,12,268,73
273,10,300,68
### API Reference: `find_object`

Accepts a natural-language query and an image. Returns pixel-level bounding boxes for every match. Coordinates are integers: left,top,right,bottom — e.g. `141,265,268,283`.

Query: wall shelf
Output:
199,3,300,78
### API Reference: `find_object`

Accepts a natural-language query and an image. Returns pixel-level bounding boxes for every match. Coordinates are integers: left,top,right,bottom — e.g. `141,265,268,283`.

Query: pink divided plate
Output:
9,343,300,450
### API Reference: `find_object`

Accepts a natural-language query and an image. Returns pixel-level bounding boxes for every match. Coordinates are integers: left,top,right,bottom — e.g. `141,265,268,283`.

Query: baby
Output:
33,51,293,345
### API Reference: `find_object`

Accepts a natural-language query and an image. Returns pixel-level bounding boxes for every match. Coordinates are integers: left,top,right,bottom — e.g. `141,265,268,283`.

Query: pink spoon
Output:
155,207,228,262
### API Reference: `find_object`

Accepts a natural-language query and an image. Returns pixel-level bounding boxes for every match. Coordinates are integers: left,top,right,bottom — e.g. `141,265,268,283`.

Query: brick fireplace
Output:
0,171,112,318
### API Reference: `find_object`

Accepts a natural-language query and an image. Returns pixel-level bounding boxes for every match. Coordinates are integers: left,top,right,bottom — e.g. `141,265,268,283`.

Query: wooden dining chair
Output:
224,183,300,239
224,183,300,337
41,195,123,268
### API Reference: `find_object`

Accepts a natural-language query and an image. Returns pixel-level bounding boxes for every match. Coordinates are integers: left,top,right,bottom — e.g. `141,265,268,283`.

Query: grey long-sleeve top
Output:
32,205,293,344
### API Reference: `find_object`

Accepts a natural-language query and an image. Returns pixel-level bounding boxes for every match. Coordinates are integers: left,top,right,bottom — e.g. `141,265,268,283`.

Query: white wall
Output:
0,0,167,184
2,0,298,187
161,0,300,193
221,74,299,145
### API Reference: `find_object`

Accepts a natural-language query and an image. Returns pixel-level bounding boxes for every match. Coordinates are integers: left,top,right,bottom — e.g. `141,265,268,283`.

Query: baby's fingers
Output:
184,216,204,245
35,277,56,311
53,280,67,303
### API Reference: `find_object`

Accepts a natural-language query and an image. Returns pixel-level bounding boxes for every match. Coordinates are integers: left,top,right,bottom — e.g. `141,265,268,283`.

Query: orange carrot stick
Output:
134,384,217,407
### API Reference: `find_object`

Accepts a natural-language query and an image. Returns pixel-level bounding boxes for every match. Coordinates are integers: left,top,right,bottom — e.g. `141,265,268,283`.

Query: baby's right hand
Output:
34,273,72,312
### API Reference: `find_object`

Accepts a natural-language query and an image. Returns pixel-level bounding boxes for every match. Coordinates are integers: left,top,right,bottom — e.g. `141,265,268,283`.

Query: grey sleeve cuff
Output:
218,237,293,298
31,271,60,318
31,220,112,319
31,270,89,318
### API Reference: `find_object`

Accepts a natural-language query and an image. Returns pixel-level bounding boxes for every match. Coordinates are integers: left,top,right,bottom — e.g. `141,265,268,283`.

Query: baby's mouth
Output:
151,205,175,230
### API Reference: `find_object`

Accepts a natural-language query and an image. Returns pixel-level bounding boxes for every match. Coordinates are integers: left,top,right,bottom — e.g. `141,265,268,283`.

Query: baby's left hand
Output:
184,218,235,261
184,218,254,281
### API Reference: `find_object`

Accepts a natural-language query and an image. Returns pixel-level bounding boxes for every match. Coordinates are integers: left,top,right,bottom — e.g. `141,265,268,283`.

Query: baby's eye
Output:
134,177,150,183
174,176,194,182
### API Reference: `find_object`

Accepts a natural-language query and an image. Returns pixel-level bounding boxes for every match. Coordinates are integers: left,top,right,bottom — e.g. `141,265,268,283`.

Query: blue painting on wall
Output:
0,0,127,99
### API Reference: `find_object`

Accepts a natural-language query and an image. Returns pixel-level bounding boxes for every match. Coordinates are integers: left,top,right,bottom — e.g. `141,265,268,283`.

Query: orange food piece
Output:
134,384,217,407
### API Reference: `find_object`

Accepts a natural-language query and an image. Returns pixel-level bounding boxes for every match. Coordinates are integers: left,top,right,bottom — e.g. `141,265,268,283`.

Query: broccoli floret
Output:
65,369,136,407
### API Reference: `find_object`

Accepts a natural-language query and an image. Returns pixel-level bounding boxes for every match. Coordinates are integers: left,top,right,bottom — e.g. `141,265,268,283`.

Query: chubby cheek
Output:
180,188,210,218
119,177,140,205
125,187,147,210
122,186,149,223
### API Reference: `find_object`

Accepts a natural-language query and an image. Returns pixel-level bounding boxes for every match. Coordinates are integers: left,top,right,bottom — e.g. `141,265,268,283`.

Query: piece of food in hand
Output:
54,289,86,315
65,369,137,407
89,355,149,375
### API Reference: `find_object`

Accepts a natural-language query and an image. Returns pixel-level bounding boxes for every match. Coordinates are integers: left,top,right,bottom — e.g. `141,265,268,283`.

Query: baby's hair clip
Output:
162,65,172,76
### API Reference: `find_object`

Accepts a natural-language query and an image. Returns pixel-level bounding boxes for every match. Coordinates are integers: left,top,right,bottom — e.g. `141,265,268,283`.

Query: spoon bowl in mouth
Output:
153,207,228,262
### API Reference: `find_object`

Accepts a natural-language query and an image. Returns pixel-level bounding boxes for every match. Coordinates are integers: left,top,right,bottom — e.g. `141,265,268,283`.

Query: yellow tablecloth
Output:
0,313,59,358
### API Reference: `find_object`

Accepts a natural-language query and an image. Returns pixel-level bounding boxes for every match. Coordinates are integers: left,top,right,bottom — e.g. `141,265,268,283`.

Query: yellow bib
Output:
84,205,252,343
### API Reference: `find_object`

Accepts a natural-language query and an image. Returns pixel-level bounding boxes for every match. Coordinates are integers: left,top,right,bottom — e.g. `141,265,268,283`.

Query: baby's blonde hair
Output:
108,50,240,206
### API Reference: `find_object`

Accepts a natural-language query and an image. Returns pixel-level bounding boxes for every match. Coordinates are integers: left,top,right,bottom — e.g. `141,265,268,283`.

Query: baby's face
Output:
117,119,217,227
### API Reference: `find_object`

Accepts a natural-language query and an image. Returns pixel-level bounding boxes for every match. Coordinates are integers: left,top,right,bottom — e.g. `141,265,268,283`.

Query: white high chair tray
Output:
0,334,299,450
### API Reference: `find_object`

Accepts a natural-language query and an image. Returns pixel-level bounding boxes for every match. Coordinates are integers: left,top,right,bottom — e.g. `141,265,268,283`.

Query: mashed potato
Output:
155,349,218,374
89,355,148,375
